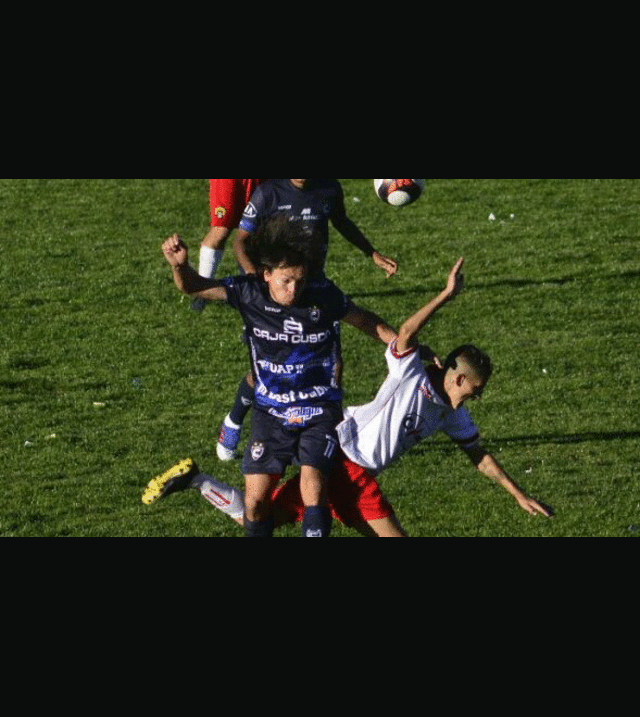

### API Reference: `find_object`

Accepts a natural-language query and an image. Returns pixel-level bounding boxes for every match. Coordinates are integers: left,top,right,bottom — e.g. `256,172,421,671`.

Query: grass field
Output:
1,178,639,537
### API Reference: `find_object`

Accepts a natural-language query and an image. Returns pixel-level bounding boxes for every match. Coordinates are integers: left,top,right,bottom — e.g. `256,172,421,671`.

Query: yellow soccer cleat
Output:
142,459,199,506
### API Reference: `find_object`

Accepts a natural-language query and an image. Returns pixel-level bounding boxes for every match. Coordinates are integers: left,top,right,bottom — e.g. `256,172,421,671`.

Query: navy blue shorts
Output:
241,405,342,477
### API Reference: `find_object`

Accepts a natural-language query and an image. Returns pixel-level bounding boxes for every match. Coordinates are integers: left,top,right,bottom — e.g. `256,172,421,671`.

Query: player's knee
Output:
202,226,231,250
299,471,327,506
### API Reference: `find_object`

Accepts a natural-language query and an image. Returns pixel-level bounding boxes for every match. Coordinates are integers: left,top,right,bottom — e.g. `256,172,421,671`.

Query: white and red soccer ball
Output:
374,179,426,207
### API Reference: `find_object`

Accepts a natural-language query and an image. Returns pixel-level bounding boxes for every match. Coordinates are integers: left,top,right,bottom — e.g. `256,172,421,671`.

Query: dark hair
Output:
444,345,493,383
246,214,324,274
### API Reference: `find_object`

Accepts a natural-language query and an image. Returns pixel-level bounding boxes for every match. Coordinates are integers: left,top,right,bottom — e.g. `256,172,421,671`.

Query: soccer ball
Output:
374,179,426,207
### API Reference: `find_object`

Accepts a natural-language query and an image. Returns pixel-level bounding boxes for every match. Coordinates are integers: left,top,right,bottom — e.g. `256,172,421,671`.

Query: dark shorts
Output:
241,405,342,477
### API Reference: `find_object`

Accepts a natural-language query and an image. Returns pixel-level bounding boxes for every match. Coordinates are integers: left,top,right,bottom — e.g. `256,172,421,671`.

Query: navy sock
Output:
229,377,254,426
302,506,332,538
244,516,274,538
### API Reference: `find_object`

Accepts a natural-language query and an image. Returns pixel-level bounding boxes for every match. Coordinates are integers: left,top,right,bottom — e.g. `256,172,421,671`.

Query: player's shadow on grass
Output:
474,270,640,290
348,270,640,299
415,430,640,455
347,287,423,300
347,278,577,300
489,430,640,447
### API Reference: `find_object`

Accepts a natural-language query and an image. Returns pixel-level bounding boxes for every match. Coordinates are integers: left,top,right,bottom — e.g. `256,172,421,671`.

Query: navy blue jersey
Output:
239,179,348,278
223,274,353,426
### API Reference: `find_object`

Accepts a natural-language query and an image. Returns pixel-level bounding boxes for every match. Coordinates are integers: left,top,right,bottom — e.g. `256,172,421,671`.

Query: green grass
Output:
1,178,639,537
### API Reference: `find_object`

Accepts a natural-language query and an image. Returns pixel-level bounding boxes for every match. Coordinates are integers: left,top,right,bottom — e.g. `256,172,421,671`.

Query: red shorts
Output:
209,179,266,229
272,452,394,526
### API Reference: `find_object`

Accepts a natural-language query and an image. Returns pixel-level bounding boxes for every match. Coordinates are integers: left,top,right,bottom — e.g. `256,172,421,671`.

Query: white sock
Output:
192,472,245,522
199,246,224,279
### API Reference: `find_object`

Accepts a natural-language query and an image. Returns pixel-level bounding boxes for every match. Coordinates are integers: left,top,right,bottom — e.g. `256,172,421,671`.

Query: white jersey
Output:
336,340,480,473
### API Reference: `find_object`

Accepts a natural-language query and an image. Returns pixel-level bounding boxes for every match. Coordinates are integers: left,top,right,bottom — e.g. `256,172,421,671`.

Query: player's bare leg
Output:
202,225,232,249
243,473,280,537
348,515,408,538
368,515,408,537
299,466,327,507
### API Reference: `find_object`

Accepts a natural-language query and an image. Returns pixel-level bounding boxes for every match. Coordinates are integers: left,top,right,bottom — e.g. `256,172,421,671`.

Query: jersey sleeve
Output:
221,275,249,313
321,279,354,322
238,184,269,234
442,407,481,448
385,339,423,380
328,180,348,225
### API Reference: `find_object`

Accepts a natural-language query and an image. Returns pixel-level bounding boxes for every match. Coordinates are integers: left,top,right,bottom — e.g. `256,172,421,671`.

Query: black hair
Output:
246,214,324,274
444,345,494,383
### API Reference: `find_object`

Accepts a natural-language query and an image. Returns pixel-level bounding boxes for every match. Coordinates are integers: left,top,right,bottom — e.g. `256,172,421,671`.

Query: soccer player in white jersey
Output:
143,258,552,536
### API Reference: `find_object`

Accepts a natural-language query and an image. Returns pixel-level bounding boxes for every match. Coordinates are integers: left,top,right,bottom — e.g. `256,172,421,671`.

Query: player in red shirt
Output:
194,179,267,310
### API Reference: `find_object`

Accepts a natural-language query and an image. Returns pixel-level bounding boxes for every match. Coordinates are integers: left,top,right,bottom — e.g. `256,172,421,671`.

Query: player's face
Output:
290,179,309,189
447,373,486,410
264,265,307,307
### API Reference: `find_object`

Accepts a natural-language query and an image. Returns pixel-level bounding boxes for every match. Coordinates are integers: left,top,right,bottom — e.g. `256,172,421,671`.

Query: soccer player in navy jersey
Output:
217,178,399,462
234,179,398,279
159,216,397,537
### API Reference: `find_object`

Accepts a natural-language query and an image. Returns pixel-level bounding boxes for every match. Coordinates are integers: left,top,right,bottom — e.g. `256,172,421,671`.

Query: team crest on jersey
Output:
244,202,258,219
309,307,321,323
214,206,227,219
251,442,265,461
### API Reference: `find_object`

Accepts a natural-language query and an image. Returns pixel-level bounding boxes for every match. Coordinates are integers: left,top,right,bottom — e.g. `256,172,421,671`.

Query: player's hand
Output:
516,494,554,518
419,344,443,368
372,252,398,279
163,234,188,268
445,257,465,299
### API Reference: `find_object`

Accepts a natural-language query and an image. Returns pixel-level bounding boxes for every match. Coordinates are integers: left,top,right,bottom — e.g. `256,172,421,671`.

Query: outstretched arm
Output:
463,444,554,517
232,229,258,276
395,258,465,354
342,304,398,346
332,215,398,279
162,234,229,301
